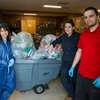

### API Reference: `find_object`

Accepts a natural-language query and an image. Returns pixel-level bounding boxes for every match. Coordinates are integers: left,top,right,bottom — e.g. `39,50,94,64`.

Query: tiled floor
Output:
9,76,68,100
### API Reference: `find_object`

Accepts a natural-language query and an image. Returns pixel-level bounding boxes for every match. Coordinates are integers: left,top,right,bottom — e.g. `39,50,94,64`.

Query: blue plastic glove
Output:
93,76,100,88
69,66,75,77
7,59,14,73
8,59,14,67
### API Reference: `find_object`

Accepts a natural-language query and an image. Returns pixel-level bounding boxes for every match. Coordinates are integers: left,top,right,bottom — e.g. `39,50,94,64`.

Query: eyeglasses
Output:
0,23,7,27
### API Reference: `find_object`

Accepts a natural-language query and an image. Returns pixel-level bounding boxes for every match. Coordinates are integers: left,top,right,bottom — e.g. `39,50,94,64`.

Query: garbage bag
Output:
11,32,36,59
32,49,49,59
32,34,62,59
39,34,57,50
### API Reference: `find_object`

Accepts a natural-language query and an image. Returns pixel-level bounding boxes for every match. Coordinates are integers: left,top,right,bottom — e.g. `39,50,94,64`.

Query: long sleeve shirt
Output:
51,32,80,62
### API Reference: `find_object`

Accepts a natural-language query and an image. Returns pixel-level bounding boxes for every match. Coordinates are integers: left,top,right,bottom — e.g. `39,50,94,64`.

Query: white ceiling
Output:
0,0,100,17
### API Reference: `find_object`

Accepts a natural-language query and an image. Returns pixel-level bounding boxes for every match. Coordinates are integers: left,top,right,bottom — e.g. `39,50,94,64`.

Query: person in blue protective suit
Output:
0,23,15,100
49,20,80,100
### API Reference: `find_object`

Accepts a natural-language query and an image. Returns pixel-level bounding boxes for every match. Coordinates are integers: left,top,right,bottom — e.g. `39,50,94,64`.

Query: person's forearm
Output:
72,48,81,67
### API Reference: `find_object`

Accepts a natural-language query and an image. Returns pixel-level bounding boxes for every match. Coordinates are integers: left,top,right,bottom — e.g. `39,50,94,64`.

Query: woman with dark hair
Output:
49,20,80,100
0,23,15,100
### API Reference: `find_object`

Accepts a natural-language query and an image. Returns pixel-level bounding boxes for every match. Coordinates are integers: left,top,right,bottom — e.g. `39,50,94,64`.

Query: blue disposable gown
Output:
0,42,15,100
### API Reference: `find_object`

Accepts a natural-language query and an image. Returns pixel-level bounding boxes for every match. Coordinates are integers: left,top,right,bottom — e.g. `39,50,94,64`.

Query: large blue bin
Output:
14,59,62,94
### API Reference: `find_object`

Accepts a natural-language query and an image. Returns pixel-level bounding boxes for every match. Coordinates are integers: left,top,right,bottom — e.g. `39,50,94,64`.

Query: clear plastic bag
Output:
32,34,62,59
32,50,49,59
39,34,57,50
11,32,36,59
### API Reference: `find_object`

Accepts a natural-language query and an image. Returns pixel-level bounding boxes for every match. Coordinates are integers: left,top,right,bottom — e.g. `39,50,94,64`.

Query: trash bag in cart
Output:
11,32,36,59
32,34,62,59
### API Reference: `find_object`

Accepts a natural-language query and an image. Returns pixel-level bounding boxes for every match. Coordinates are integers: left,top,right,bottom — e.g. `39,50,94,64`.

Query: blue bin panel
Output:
14,63,33,82
38,63,61,80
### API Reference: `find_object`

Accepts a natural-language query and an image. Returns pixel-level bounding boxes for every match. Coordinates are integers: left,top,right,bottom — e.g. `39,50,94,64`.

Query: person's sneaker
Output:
64,96,72,100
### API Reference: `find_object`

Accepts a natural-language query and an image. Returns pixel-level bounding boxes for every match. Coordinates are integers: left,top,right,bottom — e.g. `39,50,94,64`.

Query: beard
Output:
88,20,98,28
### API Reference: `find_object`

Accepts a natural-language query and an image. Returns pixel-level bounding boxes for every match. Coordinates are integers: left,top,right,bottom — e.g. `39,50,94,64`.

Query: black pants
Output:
76,73,100,100
60,62,78,99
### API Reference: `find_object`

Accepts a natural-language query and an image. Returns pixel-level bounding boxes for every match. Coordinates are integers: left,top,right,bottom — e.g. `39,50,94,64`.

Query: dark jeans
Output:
76,73,100,100
60,61,78,99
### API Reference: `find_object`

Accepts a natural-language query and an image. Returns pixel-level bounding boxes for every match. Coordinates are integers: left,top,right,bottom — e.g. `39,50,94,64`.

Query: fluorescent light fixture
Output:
98,10,100,12
24,13,37,15
43,5,62,8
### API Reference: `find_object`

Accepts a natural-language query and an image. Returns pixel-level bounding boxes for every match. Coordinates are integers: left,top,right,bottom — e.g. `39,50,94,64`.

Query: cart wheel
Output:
20,91,25,94
33,84,45,94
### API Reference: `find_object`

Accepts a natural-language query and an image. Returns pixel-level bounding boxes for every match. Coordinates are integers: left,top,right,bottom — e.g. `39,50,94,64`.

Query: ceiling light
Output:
43,5,62,8
24,13,37,15
98,10,100,12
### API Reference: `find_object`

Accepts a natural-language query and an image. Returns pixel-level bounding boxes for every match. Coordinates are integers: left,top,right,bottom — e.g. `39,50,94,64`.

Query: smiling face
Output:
65,23,75,37
84,9,99,28
0,27,8,38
